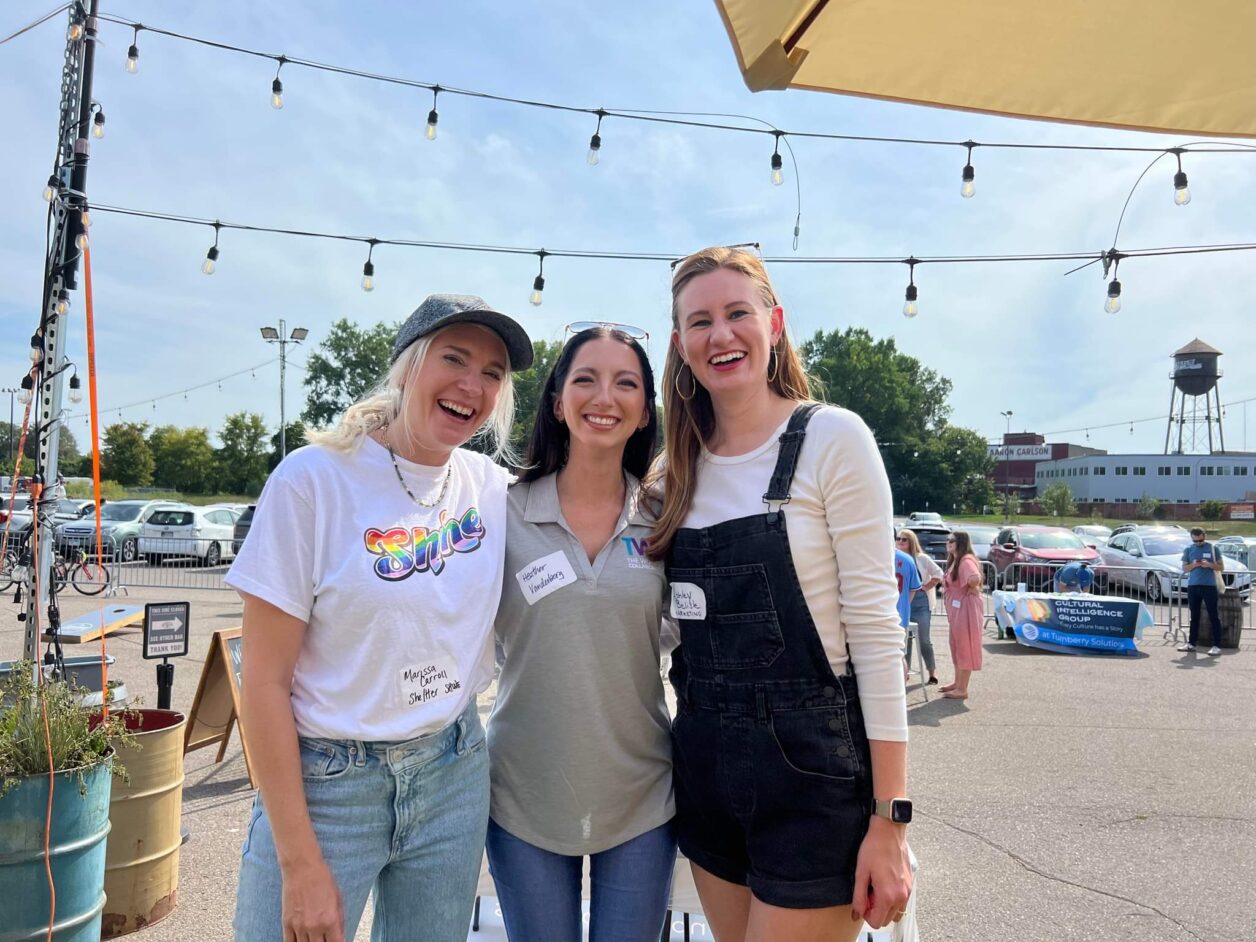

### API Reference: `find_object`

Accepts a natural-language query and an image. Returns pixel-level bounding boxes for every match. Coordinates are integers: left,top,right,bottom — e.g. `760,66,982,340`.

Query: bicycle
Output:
56,547,111,596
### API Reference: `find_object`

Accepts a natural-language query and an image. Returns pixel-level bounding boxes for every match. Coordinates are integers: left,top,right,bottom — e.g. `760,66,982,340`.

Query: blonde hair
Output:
647,246,814,561
306,325,517,463
898,529,924,557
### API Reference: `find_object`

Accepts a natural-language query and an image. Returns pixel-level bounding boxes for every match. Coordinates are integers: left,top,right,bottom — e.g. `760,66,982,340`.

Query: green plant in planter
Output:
0,663,133,797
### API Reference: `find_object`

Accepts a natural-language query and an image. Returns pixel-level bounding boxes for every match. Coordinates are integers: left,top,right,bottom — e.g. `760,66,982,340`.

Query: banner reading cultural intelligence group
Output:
992,592,1152,656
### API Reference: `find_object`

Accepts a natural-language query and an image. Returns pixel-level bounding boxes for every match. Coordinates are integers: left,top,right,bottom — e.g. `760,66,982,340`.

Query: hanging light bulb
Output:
80,208,91,228
55,288,70,316
770,132,784,186
587,110,606,166
902,258,919,318
126,28,140,73
67,21,84,41
18,376,34,405
42,174,58,203
92,110,106,139
68,374,82,404
361,240,377,291
202,224,221,274
1173,170,1191,206
1105,278,1122,314
529,251,547,306
960,141,977,198
30,334,44,364
425,86,440,140
270,77,284,109
75,231,89,251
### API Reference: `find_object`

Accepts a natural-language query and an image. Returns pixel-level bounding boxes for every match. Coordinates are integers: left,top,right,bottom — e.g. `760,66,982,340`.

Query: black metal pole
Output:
157,659,174,710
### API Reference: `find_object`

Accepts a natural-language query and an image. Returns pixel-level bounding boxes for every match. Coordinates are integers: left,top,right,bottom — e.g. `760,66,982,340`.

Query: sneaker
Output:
1208,646,1222,656
1176,643,1196,652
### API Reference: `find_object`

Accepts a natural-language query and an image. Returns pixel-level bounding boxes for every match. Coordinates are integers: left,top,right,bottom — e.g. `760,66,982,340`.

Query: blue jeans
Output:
234,702,489,941
905,593,936,673
485,817,676,942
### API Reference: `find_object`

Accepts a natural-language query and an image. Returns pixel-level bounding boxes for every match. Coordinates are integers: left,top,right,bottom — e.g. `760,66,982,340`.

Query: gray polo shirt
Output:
488,472,674,855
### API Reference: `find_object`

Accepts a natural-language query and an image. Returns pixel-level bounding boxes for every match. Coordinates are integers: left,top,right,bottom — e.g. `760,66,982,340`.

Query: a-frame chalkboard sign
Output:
183,626,254,786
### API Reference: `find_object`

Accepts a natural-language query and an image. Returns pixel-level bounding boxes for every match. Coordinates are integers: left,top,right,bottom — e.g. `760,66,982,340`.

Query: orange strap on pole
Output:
82,243,109,718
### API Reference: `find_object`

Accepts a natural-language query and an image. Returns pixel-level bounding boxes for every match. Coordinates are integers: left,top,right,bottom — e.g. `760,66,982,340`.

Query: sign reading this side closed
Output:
143,601,190,659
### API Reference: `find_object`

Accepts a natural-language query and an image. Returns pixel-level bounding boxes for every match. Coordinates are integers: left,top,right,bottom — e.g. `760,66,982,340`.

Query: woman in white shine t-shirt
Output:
226,294,532,942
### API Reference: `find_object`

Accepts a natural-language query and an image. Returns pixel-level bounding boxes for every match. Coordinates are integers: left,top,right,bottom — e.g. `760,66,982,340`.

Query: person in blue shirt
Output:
1179,527,1224,655
1053,560,1094,594
894,548,922,683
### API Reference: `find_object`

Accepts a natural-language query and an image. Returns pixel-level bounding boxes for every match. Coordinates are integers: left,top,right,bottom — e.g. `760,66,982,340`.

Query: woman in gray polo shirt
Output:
487,325,675,941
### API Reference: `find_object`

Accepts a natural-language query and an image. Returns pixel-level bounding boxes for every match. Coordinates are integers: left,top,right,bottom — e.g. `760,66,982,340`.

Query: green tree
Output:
1198,499,1227,521
149,425,218,494
1137,494,1161,520
1041,481,1077,517
3,423,80,468
216,412,270,495
269,421,310,470
101,422,154,486
301,319,396,426
508,340,564,453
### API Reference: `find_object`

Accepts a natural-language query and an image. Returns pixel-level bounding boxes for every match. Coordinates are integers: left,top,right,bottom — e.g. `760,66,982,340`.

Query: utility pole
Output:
260,320,309,460
1000,410,1014,523
1,388,15,466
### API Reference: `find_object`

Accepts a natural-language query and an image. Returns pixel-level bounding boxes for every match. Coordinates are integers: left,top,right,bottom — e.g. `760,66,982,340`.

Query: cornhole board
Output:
43,604,145,644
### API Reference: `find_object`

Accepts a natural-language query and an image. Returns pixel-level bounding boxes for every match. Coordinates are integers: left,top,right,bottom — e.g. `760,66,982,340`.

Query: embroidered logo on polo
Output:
621,535,658,570
364,507,486,579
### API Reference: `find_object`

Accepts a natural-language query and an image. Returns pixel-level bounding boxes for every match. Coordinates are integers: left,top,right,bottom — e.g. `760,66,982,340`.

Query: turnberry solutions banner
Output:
993,592,1153,655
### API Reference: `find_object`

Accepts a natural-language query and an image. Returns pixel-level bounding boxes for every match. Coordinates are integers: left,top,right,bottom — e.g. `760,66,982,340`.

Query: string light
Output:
961,141,976,199
80,207,91,229
587,110,605,166
42,174,57,202
68,374,82,404
770,131,784,186
902,258,919,318
270,57,286,110
29,334,43,364
1171,148,1191,206
55,288,70,316
426,86,439,141
529,251,547,306
361,239,377,292
202,222,221,274
1105,277,1122,313
126,26,140,73
92,110,106,140
67,21,83,42
18,376,33,405
75,230,88,251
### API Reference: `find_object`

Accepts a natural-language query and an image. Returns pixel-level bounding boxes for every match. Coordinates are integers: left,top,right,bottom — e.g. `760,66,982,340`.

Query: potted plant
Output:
0,663,131,942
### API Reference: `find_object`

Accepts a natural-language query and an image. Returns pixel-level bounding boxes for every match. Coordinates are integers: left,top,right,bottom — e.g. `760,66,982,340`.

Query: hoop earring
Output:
675,362,696,401
767,346,779,384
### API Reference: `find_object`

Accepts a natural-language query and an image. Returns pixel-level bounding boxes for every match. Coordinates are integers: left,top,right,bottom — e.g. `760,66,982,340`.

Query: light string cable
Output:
0,2,71,46
1041,393,1256,438
61,357,280,420
89,12,1256,159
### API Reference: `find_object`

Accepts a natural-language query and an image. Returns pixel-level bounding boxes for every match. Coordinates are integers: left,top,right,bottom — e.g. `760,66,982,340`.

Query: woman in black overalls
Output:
648,247,912,940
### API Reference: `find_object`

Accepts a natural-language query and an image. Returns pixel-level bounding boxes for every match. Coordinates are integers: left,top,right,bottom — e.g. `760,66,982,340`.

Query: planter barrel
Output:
99,710,187,938
0,758,113,942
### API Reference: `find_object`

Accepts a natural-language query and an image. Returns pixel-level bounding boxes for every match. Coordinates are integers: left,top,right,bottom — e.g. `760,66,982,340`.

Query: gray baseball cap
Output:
391,294,534,370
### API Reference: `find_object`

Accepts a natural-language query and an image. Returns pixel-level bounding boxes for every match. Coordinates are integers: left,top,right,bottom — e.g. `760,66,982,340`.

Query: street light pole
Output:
260,320,309,461
1000,410,1014,522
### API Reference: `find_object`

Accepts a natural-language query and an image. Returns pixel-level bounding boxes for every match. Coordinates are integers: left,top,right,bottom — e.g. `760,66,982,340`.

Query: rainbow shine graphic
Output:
364,506,486,580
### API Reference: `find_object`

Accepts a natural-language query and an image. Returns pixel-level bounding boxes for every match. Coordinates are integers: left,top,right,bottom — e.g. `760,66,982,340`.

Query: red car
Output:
987,525,1100,590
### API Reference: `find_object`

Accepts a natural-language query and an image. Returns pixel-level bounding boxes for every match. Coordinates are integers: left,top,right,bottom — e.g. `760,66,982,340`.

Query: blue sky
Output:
3,0,1254,456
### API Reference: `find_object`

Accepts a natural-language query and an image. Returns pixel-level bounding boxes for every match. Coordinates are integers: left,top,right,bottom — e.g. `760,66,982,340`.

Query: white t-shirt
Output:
915,552,945,604
225,438,511,741
683,405,908,742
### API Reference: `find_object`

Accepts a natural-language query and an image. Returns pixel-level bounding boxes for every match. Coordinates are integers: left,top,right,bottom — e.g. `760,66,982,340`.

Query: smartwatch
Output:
871,798,913,824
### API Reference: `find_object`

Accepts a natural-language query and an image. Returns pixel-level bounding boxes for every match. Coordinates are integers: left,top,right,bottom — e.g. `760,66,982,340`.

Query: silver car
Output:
1072,524,1112,549
1099,528,1251,602
1215,536,1256,570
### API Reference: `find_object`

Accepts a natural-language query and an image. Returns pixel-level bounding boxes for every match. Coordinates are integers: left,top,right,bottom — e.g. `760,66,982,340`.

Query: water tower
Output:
1165,338,1225,454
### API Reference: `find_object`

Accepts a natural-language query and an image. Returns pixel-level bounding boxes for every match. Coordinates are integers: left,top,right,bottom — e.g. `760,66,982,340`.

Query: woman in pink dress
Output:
941,530,984,700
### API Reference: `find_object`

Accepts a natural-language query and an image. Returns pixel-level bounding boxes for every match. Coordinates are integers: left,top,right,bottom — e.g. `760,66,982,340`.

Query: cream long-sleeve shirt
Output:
682,404,908,741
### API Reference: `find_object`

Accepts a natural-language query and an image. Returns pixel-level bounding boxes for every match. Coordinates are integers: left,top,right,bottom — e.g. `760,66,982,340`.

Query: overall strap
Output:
763,402,823,513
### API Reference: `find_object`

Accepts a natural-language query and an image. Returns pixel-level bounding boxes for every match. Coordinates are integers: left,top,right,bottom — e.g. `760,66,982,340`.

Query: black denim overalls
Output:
666,403,873,907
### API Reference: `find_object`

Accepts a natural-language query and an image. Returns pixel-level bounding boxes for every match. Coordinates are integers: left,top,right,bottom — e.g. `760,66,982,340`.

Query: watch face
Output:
891,799,913,824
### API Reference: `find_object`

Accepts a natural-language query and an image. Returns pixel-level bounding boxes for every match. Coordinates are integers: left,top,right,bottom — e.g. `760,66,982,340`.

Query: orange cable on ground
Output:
82,244,108,717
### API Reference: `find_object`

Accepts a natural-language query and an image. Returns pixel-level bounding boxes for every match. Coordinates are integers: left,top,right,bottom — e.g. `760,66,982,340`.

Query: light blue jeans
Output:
485,817,676,942
233,701,489,941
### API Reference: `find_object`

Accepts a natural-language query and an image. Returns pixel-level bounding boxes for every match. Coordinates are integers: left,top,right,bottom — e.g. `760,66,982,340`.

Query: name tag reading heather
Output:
399,656,462,708
670,582,707,620
516,550,576,605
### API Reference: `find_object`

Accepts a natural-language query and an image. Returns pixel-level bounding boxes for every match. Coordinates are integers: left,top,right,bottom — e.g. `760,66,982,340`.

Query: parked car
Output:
908,511,945,526
53,499,95,523
0,496,33,547
1215,535,1256,569
1099,527,1252,602
139,505,239,566
1109,523,1185,539
906,522,952,563
961,524,1000,561
232,504,256,554
1072,524,1112,549
987,525,1101,589
57,499,185,562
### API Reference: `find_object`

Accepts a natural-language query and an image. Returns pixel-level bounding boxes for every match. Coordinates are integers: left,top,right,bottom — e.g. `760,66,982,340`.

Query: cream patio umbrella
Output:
712,0,1256,138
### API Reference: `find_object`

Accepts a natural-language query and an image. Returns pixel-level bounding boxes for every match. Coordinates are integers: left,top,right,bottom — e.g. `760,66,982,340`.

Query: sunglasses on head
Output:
564,321,649,343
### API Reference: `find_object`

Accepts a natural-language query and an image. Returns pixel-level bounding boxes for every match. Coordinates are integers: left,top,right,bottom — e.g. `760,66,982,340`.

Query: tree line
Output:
5,320,996,510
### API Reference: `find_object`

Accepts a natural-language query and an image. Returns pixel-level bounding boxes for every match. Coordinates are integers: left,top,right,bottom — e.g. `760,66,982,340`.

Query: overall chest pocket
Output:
671,563,783,670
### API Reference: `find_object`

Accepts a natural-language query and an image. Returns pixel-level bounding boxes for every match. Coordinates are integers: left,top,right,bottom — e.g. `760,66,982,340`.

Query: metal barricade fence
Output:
82,536,236,594
1170,566,1255,640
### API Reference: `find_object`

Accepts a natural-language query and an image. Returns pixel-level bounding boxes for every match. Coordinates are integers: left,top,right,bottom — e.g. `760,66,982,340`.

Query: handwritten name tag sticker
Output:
952,599,961,609
399,655,462,709
516,550,576,606
670,582,707,620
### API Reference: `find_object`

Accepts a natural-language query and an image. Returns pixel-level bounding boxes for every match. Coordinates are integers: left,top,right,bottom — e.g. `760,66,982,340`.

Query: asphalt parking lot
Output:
2,574,1253,941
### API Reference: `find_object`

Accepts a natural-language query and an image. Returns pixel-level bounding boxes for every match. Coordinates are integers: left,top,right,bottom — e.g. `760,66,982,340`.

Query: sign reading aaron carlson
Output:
987,444,1053,460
